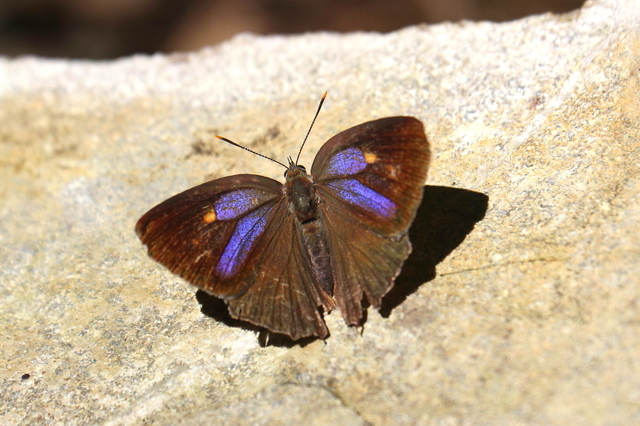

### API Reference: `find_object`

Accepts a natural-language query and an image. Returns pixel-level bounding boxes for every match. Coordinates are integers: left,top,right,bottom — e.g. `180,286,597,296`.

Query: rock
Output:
1,0,639,424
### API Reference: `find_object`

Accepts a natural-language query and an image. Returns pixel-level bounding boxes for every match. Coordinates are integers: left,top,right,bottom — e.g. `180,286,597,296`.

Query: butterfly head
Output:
284,156,308,179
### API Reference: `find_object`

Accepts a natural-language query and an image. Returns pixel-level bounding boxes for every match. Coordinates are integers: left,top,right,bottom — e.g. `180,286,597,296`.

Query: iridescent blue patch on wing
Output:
324,148,368,176
326,179,396,218
216,205,270,278
214,189,265,220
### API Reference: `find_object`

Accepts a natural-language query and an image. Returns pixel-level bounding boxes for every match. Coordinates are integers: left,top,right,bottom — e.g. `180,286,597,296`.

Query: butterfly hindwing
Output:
225,199,334,339
317,192,412,325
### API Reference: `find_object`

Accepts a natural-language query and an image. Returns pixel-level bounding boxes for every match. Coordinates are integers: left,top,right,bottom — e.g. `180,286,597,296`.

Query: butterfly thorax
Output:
285,165,318,223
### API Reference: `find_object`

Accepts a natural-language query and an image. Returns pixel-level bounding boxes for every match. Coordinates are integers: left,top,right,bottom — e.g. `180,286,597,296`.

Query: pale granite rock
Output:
1,0,639,424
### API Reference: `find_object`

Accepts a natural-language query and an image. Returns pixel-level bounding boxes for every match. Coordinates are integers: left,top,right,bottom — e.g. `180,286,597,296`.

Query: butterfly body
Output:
282,164,334,294
136,116,430,340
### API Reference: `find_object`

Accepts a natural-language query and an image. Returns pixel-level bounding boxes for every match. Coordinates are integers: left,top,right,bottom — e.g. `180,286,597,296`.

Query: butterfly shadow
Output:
379,185,489,317
195,291,320,347
196,185,488,347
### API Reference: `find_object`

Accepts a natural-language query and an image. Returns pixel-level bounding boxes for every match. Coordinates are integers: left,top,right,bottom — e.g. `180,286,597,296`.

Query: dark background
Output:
0,0,584,59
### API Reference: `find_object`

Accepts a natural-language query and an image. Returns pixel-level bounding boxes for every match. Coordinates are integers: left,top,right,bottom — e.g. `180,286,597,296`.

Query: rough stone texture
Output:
1,0,639,424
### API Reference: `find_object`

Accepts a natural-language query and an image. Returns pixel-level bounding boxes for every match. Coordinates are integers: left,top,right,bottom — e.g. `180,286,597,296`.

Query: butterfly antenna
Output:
215,135,288,169
295,91,327,165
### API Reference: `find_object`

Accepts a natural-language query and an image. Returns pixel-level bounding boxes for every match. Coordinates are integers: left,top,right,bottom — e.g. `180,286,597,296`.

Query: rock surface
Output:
1,0,640,424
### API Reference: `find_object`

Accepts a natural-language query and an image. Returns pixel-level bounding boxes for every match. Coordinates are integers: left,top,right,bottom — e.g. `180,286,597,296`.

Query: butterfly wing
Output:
311,117,430,325
225,199,333,340
136,174,331,339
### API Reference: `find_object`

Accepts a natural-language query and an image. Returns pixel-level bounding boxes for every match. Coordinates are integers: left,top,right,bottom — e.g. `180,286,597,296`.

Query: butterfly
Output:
136,96,430,340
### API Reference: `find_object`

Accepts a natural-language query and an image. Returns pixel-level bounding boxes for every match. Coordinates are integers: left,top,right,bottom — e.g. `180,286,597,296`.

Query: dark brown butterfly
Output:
136,98,430,340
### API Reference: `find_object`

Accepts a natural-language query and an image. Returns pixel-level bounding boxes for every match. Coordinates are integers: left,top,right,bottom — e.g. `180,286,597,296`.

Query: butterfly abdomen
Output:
300,219,334,300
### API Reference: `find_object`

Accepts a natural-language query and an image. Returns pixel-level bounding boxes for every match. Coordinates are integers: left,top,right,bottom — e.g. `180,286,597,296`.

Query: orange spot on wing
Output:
203,209,217,223
364,152,377,164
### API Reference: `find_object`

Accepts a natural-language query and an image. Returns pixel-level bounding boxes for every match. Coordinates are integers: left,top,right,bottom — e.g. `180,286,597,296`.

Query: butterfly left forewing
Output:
311,117,430,324
136,174,283,298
